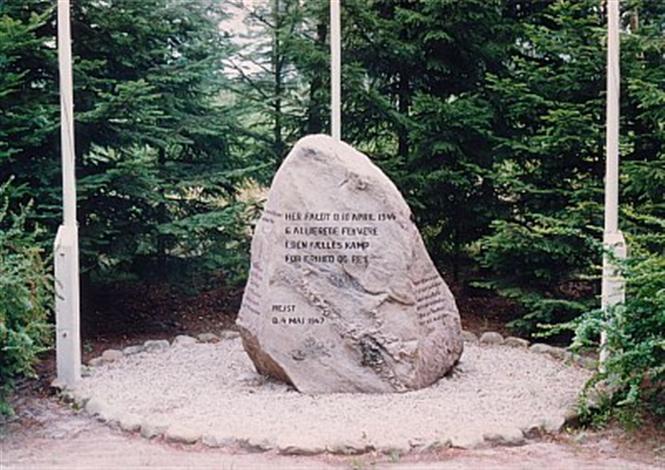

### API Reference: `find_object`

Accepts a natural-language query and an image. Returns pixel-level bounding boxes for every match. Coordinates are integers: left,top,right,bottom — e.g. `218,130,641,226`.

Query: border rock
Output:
220,330,240,341
50,378,66,390
197,333,219,343
450,433,485,449
88,357,105,367
547,347,572,361
480,332,504,345
238,437,274,453
173,335,197,346
483,427,525,446
140,419,169,439
165,424,201,444
101,349,124,362
529,343,552,354
85,397,108,417
543,415,566,434
143,339,170,353
504,336,529,348
202,434,237,448
326,441,375,455
122,345,143,355
462,330,479,344
118,413,142,432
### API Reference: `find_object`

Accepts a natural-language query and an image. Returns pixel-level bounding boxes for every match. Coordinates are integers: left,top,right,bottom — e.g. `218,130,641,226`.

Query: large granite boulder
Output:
236,135,463,393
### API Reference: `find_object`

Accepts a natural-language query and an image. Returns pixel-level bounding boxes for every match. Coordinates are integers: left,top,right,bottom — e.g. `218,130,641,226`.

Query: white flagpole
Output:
55,0,81,387
600,0,626,366
330,0,341,141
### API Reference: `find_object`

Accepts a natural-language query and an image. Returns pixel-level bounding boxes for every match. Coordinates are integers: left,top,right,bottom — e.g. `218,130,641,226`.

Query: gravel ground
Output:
72,338,591,453
4,391,662,470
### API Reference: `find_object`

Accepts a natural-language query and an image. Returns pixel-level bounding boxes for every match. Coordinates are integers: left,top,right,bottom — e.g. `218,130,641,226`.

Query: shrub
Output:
0,181,52,416
568,251,665,425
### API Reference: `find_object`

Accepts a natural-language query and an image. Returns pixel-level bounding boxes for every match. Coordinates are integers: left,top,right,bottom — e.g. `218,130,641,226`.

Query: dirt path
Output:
1,396,662,470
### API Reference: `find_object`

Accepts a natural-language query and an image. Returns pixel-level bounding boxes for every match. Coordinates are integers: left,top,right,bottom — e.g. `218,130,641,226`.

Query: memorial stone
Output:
236,135,463,393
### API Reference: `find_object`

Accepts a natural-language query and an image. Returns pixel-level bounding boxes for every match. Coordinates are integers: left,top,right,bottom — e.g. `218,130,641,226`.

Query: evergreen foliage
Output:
0,180,52,416
562,249,665,425
476,0,664,336
1,0,252,287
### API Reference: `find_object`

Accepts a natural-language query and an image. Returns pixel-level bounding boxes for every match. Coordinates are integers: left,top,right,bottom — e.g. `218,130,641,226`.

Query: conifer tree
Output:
1,0,249,287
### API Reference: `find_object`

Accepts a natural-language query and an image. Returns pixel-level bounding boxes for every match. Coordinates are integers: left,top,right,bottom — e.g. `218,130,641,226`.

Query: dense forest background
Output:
1,0,663,419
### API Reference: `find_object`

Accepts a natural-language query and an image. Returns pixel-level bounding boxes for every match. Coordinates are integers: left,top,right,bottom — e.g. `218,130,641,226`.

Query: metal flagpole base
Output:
55,224,82,387
600,230,627,366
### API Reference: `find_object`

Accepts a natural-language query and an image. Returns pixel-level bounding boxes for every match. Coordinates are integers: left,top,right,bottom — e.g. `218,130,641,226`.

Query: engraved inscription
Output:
281,211,395,266
243,261,264,315
414,272,447,325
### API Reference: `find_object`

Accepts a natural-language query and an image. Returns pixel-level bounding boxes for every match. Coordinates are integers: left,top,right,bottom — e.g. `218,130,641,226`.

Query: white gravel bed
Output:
72,337,592,454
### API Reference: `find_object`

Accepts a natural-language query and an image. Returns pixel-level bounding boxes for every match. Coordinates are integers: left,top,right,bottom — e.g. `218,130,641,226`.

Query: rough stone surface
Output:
542,416,566,434
118,413,142,433
480,332,504,345
563,406,580,426
69,389,91,407
140,419,169,439
165,425,200,444
173,335,197,346
547,347,572,361
197,333,220,343
220,330,240,340
450,433,486,449
50,378,66,390
88,357,105,367
202,434,236,448
122,345,143,356
504,336,529,348
277,444,326,456
98,406,120,423
101,349,124,362
529,343,553,354
483,428,526,447
240,437,274,453
84,398,107,417
462,330,479,343
326,441,373,455
143,340,170,353
236,135,463,393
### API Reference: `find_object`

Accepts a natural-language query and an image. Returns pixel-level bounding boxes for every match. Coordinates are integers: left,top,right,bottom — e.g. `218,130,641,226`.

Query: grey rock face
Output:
504,336,529,348
462,330,479,343
122,345,143,356
480,332,504,345
165,425,200,444
220,330,240,341
529,343,553,354
143,339,170,353
197,333,220,343
101,349,123,362
236,135,463,393
88,357,105,367
173,335,197,346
